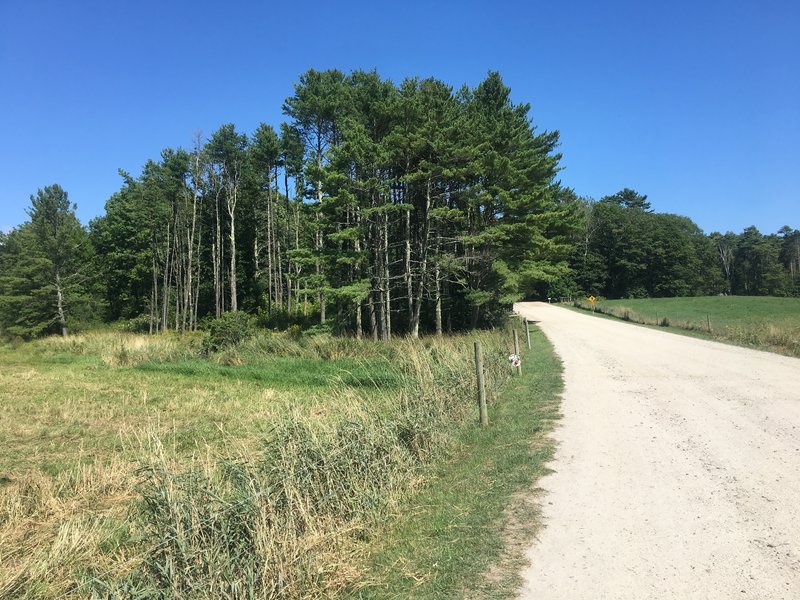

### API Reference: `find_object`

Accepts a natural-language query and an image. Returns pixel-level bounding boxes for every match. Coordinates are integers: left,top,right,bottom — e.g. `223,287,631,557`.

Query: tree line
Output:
560,188,800,299
0,69,576,338
1,70,797,339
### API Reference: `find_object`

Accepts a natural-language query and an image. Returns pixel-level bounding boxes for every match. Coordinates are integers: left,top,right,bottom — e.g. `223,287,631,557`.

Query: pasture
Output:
572,296,800,357
0,325,560,598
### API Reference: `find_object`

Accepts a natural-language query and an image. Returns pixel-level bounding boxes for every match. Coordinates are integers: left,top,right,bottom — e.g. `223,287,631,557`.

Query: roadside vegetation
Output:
348,324,561,599
0,323,559,598
570,296,800,358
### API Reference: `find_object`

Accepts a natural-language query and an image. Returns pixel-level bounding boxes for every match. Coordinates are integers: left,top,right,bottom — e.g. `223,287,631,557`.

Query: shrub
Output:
257,306,317,331
120,314,151,333
203,311,257,352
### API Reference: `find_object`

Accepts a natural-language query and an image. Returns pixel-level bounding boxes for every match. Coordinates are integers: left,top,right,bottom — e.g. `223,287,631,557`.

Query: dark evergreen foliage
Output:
85,69,574,337
0,186,96,337
1,72,798,338
560,189,797,299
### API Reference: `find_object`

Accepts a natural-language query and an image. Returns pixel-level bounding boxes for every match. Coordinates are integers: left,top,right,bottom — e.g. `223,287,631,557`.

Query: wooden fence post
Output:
513,329,522,375
474,341,488,426
523,317,531,349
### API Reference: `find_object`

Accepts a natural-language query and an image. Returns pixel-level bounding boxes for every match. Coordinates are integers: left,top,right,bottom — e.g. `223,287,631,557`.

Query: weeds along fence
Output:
1,329,512,598
572,300,800,358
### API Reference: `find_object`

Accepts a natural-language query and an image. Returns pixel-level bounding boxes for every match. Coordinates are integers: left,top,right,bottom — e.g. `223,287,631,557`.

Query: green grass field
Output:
572,296,800,357
0,325,561,598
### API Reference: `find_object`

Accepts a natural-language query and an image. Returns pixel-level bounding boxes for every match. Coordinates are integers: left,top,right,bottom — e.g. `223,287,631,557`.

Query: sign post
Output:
522,317,531,349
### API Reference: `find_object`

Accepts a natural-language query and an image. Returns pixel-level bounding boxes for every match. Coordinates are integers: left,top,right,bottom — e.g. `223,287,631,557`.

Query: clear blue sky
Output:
1,0,797,235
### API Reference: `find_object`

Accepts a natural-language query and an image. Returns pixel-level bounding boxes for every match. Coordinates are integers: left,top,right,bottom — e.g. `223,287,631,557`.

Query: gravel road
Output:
514,302,800,600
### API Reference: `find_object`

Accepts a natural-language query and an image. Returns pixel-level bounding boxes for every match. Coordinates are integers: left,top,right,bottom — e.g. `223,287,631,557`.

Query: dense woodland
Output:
1,69,798,339
562,188,800,300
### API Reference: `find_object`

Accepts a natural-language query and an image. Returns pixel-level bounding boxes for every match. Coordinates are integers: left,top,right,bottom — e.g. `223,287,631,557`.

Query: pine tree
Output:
0,186,91,337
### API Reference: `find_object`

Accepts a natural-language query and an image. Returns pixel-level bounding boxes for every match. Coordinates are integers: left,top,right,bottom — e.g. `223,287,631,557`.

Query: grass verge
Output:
347,324,563,599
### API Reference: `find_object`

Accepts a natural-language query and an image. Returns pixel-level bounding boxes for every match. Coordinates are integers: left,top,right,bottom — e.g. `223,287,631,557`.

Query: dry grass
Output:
0,328,512,598
0,455,135,598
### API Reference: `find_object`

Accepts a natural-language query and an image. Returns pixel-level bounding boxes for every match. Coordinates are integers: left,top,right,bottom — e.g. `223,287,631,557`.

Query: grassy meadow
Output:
571,296,800,357
0,324,560,598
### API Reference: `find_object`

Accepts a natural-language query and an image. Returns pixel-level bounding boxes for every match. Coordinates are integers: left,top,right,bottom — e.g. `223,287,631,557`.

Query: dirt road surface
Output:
514,302,800,599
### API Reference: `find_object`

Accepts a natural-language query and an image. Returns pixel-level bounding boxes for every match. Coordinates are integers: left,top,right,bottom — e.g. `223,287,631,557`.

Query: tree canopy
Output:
0,185,94,337
560,190,797,299
1,70,797,339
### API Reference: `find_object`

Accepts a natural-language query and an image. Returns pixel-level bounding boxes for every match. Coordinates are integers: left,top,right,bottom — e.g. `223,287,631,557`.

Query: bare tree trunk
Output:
172,218,184,332
435,264,442,337
161,222,171,332
277,238,283,309
716,240,734,293
370,290,380,341
54,270,67,337
355,222,363,340
470,305,480,330
150,253,158,334
266,177,274,313
228,181,238,312
182,202,195,335
377,286,385,341
283,168,292,311
214,185,222,318
295,278,300,315
284,176,292,314
355,301,362,339
294,184,302,315
383,213,391,341
409,179,432,338
274,166,284,309
315,132,326,324
184,133,202,334
174,256,181,332
314,211,325,323
193,219,202,330
286,272,292,314
405,207,412,326
212,241,219,317
254,231,260,284
434,221,442,337
295,187,301,251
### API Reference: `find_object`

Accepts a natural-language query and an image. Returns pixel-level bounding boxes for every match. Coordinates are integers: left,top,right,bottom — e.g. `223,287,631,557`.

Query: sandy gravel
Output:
514,302,800,600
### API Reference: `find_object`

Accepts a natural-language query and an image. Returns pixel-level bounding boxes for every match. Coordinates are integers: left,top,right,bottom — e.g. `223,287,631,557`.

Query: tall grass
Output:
26,330,200,366
1,328,512,598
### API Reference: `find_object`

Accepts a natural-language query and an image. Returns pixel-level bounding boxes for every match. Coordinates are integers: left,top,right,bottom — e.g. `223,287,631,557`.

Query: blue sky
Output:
1,0,797,235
